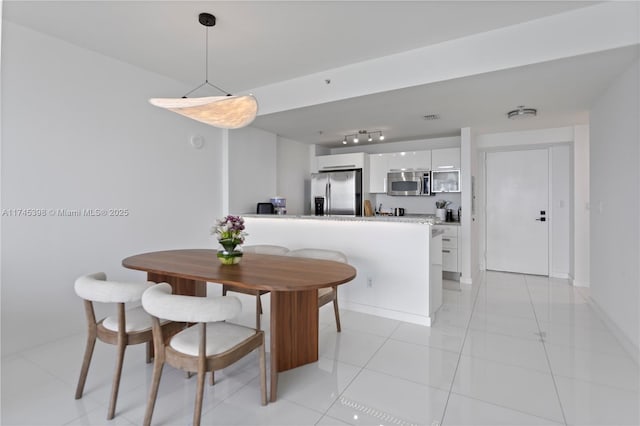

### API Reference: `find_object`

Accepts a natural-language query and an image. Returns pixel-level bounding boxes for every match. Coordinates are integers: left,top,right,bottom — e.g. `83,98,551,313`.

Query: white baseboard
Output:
587,297,640,366
460,268,484,286
342,301,432,326
550,272,571,279
572,279,590,288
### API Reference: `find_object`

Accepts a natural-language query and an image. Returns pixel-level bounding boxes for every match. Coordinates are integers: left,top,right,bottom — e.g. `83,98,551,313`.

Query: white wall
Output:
276,136,309,215
573,125,590,287
1,22,225,355
228,127,277,214
590,59,639,355
550,145,571,278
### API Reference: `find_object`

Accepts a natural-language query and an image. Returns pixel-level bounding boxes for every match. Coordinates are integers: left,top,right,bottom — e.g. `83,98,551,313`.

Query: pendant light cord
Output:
183,24,231,98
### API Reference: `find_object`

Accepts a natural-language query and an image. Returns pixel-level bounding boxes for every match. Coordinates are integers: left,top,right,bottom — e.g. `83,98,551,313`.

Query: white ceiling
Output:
254,46,639,146
4,1,637,147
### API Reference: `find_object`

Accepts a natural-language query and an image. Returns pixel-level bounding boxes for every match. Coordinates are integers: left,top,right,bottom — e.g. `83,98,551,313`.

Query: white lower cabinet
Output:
434,225,459,273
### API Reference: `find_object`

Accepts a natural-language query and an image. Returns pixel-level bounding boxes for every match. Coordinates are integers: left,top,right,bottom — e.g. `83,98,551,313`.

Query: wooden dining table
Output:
122,249,356,402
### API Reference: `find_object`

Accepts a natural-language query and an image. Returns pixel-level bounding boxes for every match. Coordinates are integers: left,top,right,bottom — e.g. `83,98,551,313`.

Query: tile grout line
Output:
313,317,404,425
438,273,486,426
523,275,569,426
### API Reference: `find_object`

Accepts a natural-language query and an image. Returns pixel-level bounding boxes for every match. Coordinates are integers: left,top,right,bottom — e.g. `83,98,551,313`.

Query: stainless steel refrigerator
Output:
311,169,362,216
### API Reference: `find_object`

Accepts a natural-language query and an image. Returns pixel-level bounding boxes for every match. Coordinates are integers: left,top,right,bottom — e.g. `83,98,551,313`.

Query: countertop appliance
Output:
270,197,286,215
311,169,362,216
387,170,431,196
256,202,274,214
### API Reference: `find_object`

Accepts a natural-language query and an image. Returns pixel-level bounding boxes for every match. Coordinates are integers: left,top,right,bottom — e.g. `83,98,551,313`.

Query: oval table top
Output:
122,249,357,292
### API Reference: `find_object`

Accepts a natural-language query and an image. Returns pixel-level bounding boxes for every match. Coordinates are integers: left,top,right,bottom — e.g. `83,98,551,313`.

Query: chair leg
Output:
145,340,153,364
209,370,215,386
193,369,206,426
255,295,262,330
332,288,342,332
107,340,127,420
143,359,164,426
75,330,97,399
259,341,267,406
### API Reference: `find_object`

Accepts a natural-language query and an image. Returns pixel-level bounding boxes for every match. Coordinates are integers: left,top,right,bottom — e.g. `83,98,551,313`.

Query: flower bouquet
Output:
212,215,247,265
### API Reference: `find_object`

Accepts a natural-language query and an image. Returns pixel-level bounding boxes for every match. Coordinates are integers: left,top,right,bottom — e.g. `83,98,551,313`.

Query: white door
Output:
486,149,549,275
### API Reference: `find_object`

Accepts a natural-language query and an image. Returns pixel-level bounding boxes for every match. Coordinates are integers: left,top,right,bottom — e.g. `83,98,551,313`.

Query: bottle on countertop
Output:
446,209,453,222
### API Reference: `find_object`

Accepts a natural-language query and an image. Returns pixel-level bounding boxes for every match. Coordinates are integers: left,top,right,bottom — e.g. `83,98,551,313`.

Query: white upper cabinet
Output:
316,153,366,171
431,147,461,170
431,147,461,193
368,153,389,193
387,150,431,171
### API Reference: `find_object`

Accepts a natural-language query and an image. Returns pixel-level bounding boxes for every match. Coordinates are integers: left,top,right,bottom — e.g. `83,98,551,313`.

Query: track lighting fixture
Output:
340,130,384,145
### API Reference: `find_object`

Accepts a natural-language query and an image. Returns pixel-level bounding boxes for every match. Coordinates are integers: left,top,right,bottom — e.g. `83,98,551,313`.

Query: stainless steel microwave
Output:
386,170,431,196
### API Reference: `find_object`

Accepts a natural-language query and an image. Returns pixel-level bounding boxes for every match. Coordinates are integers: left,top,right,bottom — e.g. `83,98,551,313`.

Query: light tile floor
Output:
2,271,639,425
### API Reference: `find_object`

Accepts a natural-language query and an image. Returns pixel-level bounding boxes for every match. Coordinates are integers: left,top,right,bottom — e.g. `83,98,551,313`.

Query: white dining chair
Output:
141,283,267,426
286,248,348,332
222,244,289,329
74,272,163,420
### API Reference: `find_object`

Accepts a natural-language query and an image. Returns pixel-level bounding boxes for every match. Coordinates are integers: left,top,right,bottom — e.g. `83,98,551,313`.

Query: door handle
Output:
536,217,547,222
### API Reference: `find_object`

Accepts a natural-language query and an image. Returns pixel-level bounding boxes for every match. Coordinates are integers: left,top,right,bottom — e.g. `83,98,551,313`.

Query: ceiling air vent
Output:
423,114,440,121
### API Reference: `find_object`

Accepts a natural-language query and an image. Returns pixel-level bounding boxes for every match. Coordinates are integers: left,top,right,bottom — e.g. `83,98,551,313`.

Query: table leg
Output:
147,272,206,296
269,289,319,402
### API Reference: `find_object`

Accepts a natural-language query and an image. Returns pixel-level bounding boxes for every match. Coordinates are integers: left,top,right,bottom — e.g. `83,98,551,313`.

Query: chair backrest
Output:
286,248,347,263
142,283,242,323
242,245,289,255
74,272,153,303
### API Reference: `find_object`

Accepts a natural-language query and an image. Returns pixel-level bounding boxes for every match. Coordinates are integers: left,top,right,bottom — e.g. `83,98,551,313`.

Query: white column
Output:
460,127,475,284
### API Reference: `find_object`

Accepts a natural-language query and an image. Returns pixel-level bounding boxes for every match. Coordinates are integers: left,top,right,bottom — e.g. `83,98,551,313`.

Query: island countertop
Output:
242,213,461,226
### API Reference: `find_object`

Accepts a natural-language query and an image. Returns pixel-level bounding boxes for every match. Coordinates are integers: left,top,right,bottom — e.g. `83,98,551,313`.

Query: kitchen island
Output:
243,215,443,326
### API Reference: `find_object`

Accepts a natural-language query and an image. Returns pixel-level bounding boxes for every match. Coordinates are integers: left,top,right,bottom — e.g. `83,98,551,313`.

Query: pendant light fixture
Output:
149,13,258,129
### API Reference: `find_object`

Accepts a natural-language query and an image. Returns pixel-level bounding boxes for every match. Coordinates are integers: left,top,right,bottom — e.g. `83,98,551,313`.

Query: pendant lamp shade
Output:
149,94,258,129
149,13,258,129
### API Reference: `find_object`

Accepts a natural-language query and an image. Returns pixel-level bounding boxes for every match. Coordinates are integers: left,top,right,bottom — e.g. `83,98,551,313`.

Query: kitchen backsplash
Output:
370,193,461,215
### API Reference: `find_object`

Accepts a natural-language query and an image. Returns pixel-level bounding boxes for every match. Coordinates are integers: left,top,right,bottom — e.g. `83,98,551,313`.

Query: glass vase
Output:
219,238,238,253
217,249,243,265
